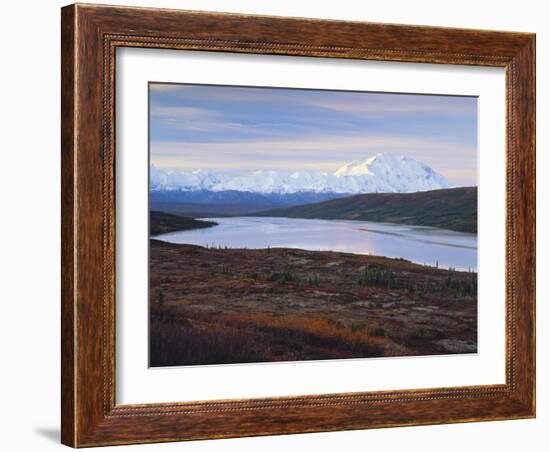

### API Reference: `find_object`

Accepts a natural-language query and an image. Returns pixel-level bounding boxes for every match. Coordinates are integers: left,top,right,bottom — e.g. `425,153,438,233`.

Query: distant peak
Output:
150,154,451,195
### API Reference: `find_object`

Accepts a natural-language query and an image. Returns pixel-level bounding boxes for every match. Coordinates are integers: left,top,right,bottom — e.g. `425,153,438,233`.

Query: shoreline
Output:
150,238,477,273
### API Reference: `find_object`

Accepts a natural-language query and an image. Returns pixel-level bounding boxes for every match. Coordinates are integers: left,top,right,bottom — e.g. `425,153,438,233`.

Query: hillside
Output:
150,211,217,235
257,187,477,233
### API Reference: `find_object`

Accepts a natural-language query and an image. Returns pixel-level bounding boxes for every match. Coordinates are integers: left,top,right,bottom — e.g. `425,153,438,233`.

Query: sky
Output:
149,83,478,186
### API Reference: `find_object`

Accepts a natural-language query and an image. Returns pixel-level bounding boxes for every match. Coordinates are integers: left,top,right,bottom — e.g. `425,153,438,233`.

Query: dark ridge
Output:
255,187,477,234
150,211,217,235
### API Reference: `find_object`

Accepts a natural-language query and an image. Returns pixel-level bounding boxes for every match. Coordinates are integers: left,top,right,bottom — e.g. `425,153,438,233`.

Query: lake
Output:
154,216,477,271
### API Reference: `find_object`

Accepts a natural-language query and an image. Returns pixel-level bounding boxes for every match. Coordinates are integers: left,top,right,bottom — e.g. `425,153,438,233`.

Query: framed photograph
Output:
61,3,535,447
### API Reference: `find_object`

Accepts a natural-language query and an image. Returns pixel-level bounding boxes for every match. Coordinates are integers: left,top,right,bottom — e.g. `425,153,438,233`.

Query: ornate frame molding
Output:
62,4,535,447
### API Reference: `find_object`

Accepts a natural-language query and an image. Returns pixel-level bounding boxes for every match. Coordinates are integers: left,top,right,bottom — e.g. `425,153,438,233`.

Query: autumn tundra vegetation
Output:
149,238,477,367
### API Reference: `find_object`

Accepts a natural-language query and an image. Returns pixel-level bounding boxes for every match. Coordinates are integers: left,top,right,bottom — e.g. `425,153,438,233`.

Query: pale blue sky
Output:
150,83,477,185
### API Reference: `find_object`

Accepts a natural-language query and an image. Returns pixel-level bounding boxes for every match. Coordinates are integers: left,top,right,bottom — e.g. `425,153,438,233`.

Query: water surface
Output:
154,216,477,270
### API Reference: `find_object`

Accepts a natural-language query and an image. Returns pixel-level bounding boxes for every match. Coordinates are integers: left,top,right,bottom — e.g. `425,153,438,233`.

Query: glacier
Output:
150,153,452,194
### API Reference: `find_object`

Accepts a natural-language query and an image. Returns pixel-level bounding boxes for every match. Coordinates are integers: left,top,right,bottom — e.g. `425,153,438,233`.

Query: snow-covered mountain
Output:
150,153,451,194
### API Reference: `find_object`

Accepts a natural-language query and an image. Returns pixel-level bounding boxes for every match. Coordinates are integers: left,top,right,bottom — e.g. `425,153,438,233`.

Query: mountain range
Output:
150,153,452,195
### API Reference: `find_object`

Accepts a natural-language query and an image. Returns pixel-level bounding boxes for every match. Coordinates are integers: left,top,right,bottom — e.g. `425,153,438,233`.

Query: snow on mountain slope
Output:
150,153,452,194
331,154,450,193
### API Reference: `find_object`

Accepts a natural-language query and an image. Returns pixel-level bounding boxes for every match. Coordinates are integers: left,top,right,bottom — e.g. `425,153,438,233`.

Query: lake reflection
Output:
154,216,477,271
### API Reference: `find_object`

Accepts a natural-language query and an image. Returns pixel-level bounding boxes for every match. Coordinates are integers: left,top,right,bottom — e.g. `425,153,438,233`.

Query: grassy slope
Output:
150,211,217,235
257,187,477,233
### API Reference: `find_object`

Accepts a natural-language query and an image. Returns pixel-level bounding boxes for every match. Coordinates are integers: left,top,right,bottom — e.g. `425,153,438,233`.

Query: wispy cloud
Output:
150,104,322,137
150,105,220,119
150,133,475,184
150,105,251,133
149,83,478,185
312,100,475,115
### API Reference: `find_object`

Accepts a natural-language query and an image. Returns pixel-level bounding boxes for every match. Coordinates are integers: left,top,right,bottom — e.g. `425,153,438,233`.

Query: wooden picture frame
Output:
61,3,535,447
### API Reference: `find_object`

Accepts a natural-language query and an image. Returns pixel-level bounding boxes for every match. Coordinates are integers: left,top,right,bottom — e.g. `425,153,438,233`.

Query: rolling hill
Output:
256,187,477,233
150,211,217,235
